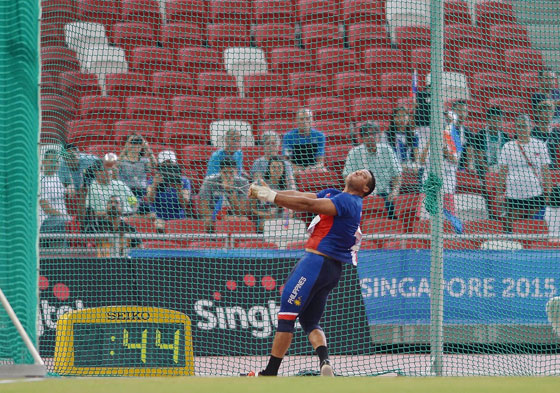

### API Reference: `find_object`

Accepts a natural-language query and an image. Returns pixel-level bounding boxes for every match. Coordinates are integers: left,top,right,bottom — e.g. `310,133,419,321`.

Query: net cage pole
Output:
429,0,445,376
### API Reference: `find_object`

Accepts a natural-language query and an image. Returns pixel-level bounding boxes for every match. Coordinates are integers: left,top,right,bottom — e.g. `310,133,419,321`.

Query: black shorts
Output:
506,194,546,211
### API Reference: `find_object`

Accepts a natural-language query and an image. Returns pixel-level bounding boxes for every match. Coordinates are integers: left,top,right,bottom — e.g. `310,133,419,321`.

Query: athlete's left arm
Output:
273,193,337,216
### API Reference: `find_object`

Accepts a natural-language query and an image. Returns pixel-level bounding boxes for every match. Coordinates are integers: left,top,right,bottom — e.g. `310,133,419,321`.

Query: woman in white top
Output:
498,114,551,232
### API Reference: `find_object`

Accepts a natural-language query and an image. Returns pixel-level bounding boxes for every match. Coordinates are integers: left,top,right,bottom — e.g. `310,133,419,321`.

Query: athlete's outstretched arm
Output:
249,185,337,216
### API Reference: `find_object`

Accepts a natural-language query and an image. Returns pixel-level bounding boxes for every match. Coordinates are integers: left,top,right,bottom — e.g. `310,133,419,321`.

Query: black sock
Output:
316,345,329,364
260,355,283,376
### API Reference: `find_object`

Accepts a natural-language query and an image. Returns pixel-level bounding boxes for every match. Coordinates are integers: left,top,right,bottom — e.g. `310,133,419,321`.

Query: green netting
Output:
4,0,560,378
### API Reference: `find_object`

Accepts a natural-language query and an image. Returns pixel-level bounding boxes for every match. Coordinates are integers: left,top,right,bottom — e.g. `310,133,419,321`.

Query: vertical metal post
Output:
429,0,445,376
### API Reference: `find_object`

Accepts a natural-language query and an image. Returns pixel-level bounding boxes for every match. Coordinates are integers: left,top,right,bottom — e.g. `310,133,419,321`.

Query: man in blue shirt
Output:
282,108,326,172
206,128,244,177
58,143,99,192
246,169,375,377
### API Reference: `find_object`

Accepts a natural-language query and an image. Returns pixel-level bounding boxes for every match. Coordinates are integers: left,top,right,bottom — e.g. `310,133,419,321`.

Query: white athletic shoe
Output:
320,359,334,377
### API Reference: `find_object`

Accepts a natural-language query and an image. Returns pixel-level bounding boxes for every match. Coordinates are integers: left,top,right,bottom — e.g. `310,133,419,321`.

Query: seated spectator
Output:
58,142,99,194
251,131,296,189
251,156,296,232
498,115,551,232
282,108,325,172
145,151,192,230
532,100,560,168
198,157,250,232
40,149,71,241
385,106,419,166
472,107,511,177
117,134,157,199
85,195,142,256
414,82,431,153
532,68,560,120
343,121,402,219
206,128,243,177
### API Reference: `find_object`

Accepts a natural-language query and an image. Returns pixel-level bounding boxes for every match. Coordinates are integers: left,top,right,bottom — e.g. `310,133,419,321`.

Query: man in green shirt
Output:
343,121,402,218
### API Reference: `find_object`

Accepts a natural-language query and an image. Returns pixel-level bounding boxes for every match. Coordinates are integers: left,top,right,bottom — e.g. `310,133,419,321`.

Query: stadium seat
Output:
121,0,163,37
197,72,239,98
480,240,523,251
270,47,314,75
79,45,128,95
243,73,287,102
112,23,156,59
187,240,227,249
425,71,470,103
263,218,308,249
317,48,358,82
163,120,209,146
160,23,204,51
382,239,430,250
58,72,101,102
444,24,487,71
261,96,299,121
288,72,330,102
182,144,218,174
151,72,195,98
215,217,257,234
254,24,297,62
210,120,254,148
165,0,208,26
177,47,222,74
301,23,344,53
351,97,393,123
253,0,297,24
362,195,388,220
206,23,251,54
519,72,541,102
41,46,80,74
400,167,421,194
342,0,385,25
297,0,340,24
314,120,352,145
410,48,430,87
453,193,488,222
215,97,259,129
457,48,505,78
347,23,391,64
165,219,208,233
124,216,156,233
393,193,424,232
455,169,484,195
462,219,503,234
468,72,511,101
241,145,266,173
362,218,404,234
380,72,414,103
113,120,159,144
512,219,549,235
295,168,338,193
285,240,307,250
129,47,174,75
209,0,252,24
41,22,66,47
66,120,110,147
443,239,480,250
124,96,169,131
40,120,65,143
223,47,268,97
83,143,117,158
488,98,529,121
333,72,376,104
258,120,294,136
171,95,214,125
105,72,149,104
362,48,408,81
489,24,531,53
324,143,353,177
79,96,122,124
393,25,430,63
413,219,456,234
43,0,78,24
142,240,185,249
64,22,109,54
386,0,430,41
235,239,279,249
306,97,348,122
41,94,77,126
77,0,121,27
475,1,517,34
504,49,545,78
444,0,471,25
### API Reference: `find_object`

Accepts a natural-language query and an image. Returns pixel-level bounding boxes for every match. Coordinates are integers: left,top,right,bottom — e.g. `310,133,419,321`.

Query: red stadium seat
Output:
79,96,121,124
363,48,408,82
215,97,259,127
469,72,511,101
413,219,456,234
286,240,307,249
258,120,294,136
177,47,222,74
463,219,503,234
124,96,169,130
410,48,431,87
215,217,257,234
342,0,385,25
254,24,297,62
41,71,62,95
124,216,156,233
400,167,421,194
112,23,156,59
78,0,121,27
66,120,111,147
41,22,66,47
382,239,430,250
475,1,517,34
380,72,414,103
444,0,471,25
182,145,218,186
253,0,297,24
519,72,540,101
307,96,348,121
42,0,78,24
171,95,214,125
206,23,251,53
393,25,430,63
362,195,388,220
504,49,545,78
209,0,252,24
393,193,424,233
298,0,340,24
40,120,65,143
512,219,548,235
295,168,339,193
197,72,238,98
444,24,487,71
362,218,404,234
489,24,531,53
129,47,174,75
166,219,208,233
41,46,80,74
142,240,185,249
243,73,287,102
333,72,376,104
165,0,208,26
58,72,101,102
347,24,390,63
443,239,480,250
160,23,204,51
301,23,343,53
121,0,162,36
314,120,352,144
261,96,299,121
113,120,159,144
456,169,484,194
488,97,529,121
457,48,505,77
105,73,149,104
324,143,353,178
288,72,329,102
351,97,392,123
235,239,278,249
163,120,209,146
151,72,195,98
317,48,358,81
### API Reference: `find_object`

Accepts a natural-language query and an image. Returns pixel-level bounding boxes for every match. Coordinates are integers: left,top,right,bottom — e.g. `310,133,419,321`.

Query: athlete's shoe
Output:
320,359,334,377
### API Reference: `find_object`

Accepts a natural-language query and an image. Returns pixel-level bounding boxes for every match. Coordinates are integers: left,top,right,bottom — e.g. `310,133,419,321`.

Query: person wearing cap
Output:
58,142,99,193
282,108,325,172
117,134,157,199
145,151,192,230
343,121,401,219
206,129,244,177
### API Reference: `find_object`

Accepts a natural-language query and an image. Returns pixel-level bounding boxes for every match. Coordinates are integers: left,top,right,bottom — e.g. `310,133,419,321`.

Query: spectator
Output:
251,156,296,232
472,106,511,177
39,149,71,238
206,128,243,177
532,100,560,168
343,121,402,219
385,106,419,166
198,157,250,232
58,142,99,194
414,82,431,153
86,195,142,256
145,151,192,231
282,108,325,171
498,114,551,232
251,131,296,190
532,68,560,120
117,134,157,199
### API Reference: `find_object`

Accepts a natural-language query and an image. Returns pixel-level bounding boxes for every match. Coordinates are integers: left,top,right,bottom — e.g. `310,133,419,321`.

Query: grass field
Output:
2,377,560,393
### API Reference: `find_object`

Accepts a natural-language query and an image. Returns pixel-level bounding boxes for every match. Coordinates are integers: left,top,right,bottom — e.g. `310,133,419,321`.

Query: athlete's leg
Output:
270,332,293,358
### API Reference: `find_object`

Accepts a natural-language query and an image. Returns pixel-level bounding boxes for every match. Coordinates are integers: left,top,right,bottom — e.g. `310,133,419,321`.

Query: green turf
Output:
2,377,560,393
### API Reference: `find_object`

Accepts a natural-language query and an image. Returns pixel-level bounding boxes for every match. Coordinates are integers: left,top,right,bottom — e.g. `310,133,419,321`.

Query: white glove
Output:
249,183,277,203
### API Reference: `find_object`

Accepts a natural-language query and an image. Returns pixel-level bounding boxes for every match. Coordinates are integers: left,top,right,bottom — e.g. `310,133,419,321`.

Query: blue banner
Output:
357,250,560,325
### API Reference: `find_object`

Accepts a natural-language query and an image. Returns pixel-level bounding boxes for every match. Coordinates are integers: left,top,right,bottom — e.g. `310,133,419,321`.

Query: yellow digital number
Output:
156,329,181,364
123,328,148,363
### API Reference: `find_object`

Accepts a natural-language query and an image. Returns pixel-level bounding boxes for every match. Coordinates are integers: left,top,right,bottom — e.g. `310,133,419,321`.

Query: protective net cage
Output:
1,0,560,377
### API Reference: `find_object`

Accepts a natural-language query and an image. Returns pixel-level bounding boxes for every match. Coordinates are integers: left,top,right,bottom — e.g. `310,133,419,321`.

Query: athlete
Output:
246,169,375,377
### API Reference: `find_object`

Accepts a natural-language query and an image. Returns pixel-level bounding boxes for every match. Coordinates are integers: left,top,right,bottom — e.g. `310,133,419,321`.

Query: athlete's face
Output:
346,169,373,196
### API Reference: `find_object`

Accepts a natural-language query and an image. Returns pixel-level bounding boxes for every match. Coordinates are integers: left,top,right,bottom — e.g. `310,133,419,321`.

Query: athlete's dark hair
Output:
364,170,376,197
